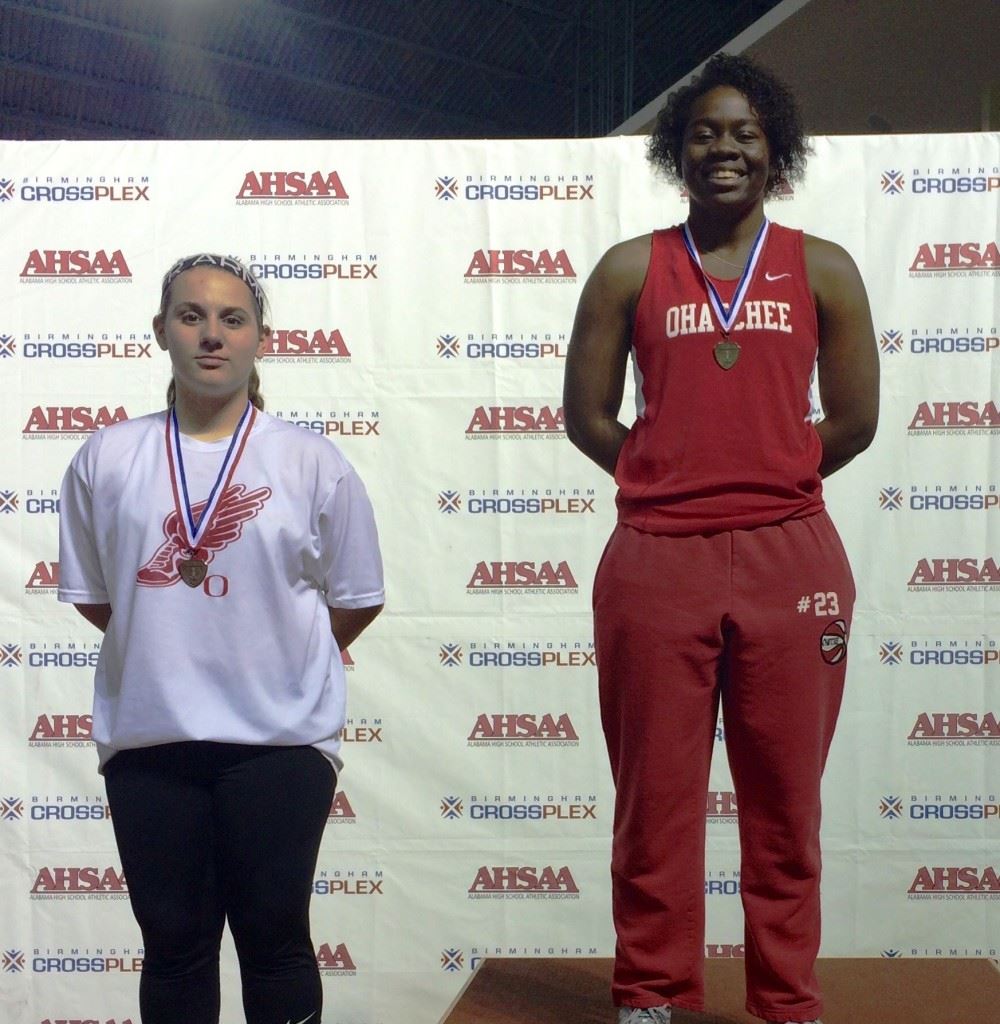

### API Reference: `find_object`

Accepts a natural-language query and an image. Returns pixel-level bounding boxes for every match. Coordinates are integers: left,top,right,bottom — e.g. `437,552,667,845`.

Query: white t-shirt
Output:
58,410,384,771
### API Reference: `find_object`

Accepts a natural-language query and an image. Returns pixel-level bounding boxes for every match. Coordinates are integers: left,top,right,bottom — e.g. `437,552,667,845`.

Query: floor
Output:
440,956,1000,1023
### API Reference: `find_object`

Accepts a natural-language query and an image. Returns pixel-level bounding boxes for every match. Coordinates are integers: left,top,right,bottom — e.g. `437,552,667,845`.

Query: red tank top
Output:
615,222,824,535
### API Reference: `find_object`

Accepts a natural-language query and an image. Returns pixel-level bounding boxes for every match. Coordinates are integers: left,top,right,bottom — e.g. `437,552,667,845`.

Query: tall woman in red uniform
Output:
564,54,878,1024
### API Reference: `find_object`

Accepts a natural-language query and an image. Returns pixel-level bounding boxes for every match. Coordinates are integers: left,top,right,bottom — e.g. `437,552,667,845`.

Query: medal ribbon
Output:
682,217,770,336
165,402,257,554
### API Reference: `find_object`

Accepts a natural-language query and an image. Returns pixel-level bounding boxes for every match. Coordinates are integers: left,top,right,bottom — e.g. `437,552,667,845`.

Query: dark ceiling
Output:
1,0,784,140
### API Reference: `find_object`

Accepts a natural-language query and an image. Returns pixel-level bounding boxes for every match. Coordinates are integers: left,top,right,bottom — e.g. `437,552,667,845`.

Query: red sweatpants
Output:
594,512,854,1023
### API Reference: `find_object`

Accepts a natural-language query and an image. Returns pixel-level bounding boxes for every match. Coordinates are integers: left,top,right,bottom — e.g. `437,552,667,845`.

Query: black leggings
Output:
104,741,336,1024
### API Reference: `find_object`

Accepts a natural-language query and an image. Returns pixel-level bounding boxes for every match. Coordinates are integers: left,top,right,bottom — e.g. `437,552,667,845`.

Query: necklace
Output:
702,250,746,271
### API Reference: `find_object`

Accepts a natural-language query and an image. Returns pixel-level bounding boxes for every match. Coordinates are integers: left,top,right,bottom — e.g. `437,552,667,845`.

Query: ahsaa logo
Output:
908,401,1000,432
316,941,356,974
29,713,92,742
466,405,565,436
908,712,1000,742
468,713,578,746
468,864,579,898
25,561,59,591
31,866,127,896
908,558,1000,590
467,560,577,592
909,242,999,273
326,791,356,824
706,943,745,958
23,406,128,436
261,328,351,361
236,171,348,201
20,249,131,278
706,790,738,823
908,866,1000,896
464,249,575,280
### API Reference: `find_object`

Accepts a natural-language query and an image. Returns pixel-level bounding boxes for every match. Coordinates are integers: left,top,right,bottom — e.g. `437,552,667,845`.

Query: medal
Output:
714,338,741,369
164,402,257,588
178,557,208,587
682,218,769,368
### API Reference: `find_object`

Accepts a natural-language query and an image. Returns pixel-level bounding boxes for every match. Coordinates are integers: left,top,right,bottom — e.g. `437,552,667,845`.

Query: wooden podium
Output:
440,956,999,1023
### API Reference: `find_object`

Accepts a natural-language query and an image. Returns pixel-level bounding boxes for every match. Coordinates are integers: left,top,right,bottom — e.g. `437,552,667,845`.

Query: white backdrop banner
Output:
0,134,998,1024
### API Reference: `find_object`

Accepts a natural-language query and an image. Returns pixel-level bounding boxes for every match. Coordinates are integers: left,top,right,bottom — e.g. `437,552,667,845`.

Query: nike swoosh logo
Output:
286,1013,316,1024
764,272,791,281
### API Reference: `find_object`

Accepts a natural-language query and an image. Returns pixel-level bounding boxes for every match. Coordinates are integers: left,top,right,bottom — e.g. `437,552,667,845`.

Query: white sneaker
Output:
618,1007,671,1024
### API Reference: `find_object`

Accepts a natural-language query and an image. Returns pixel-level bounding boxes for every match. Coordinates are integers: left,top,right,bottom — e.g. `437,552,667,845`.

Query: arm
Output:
59,439,113,619
317,462,384,652
74,603,112,633
328,604,383,651
805,235,880,477
563,237,650,475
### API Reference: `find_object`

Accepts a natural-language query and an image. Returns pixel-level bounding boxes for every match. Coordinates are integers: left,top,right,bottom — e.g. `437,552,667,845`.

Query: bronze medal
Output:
178,557,208,588
714,339,741,370
682,219,769,372
163,403,257,592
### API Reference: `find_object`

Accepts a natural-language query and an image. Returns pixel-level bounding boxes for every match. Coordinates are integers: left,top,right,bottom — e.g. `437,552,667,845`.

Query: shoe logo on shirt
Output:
136,484,272,589
285,1013,316,1024
764,271,791,282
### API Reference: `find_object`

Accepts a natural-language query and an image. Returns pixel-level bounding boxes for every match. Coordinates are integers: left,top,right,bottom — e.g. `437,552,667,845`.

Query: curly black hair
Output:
647,52,809,195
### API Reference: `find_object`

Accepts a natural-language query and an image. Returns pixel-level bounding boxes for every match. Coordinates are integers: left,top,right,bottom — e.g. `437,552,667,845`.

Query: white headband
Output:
161,253,265,318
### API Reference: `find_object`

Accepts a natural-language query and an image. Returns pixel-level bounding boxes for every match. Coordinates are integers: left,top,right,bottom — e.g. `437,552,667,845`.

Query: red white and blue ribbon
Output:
164,402,257,554
682,217,770,336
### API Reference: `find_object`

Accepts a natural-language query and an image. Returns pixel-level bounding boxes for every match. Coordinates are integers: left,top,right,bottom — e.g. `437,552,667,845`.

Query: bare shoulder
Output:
586,232,653,303
802,232,865,293
569,233,655,365
800,233,875,361
603,232,653,269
